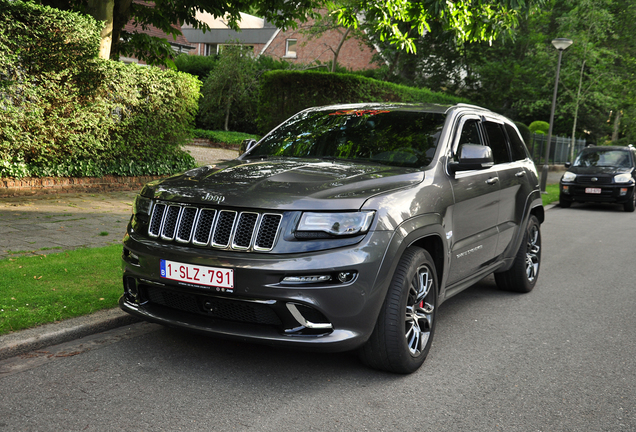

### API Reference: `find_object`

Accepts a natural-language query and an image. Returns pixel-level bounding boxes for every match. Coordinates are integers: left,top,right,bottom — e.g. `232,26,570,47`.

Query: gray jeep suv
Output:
120,103,544,373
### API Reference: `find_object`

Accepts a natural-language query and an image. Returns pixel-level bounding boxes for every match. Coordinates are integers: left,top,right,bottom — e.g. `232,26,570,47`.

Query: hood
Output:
568,166,633,176
142,158,424,210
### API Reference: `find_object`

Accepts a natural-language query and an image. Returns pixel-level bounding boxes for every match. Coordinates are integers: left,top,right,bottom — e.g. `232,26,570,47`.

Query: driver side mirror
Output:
564,162,572,168
448,143,494,174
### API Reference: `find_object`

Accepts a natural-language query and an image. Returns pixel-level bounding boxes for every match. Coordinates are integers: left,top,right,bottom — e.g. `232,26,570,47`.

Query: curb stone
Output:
0,307,140,361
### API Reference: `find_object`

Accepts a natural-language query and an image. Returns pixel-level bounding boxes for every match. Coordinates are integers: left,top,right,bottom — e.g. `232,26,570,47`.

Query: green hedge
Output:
257,70,467,133
0,0,199,179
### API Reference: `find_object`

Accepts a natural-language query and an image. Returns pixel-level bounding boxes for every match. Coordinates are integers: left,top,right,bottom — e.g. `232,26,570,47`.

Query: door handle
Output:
515,171,526,177
486,177,499,185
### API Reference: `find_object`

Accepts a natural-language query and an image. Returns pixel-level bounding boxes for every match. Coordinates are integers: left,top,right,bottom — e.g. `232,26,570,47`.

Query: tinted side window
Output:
484,121,510,164
458,119,482,147
504,123,529,161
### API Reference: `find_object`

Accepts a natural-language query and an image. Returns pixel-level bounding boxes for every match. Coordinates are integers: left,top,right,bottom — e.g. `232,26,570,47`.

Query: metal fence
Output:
527,134,587,165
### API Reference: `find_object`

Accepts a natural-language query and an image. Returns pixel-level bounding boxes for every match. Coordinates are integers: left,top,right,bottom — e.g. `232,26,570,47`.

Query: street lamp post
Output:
540,37,573,193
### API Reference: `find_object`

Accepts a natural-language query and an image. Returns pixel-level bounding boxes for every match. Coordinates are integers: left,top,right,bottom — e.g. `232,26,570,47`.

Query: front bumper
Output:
120,229,394,352
560,182,635,204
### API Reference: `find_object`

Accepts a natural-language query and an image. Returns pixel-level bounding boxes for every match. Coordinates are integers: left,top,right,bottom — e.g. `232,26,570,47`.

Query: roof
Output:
181,11,277,45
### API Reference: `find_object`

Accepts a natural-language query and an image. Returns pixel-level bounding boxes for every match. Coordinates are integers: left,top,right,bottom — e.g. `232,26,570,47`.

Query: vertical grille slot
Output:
192,209,217,246
233,212,259,249
212,210,237,248
146,202,281,252
176,207,198,243
254,214,283,251
161,205,182,241
148,203,166,238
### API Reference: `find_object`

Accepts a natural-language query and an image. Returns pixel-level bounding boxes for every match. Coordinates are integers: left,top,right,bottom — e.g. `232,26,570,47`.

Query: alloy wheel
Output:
405,265,435,356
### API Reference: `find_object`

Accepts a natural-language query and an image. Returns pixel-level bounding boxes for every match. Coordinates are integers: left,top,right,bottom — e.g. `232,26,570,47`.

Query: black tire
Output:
495,215,541,293
624,191,635,212
359,247,437,374
559,193,571,208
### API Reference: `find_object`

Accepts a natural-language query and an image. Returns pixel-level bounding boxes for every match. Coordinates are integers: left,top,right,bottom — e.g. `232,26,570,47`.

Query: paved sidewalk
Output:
0,146,238,261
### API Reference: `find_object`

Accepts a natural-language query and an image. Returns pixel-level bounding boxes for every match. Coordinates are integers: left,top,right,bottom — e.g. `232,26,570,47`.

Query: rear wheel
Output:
495,215,541,293
359,247,437,374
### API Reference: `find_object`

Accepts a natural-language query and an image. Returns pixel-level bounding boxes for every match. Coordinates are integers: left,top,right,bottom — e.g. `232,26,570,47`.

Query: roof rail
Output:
454,103,490,112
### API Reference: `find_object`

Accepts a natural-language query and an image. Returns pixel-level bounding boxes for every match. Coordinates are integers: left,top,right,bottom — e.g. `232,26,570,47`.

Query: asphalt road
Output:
1,202,634,432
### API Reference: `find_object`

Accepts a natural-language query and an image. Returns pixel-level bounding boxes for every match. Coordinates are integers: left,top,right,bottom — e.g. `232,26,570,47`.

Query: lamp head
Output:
552,38,573,51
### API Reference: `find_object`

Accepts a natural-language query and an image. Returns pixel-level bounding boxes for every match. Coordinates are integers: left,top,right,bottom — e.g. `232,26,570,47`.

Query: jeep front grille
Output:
147,202,282,252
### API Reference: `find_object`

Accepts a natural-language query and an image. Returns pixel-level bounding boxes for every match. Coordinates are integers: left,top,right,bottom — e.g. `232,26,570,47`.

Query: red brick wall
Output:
262,18,379,71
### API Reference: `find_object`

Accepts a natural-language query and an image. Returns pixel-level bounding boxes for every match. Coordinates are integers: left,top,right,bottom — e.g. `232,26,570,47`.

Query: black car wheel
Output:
559,193,572,208
359,246,437,374
624,191,635,212
495,215,541,293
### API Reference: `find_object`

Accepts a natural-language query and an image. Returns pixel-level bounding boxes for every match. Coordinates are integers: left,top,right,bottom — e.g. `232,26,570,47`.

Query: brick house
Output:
182,11,379,71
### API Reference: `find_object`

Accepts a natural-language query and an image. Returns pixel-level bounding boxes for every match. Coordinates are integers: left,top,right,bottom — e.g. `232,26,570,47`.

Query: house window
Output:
285,39,297,58
218,44,255,56
203,44,216,56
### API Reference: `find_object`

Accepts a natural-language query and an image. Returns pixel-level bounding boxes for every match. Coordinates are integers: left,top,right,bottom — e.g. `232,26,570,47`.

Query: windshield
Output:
574,149,632,168
247,108,446,168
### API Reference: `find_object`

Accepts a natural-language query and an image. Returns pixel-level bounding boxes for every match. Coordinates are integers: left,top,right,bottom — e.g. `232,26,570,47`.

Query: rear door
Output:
483,118,536,257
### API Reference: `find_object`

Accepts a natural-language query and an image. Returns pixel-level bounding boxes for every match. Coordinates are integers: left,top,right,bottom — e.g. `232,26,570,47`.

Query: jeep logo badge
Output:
202,193,225,203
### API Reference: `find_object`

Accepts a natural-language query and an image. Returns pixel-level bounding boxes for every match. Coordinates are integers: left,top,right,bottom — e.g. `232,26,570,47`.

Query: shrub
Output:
257,70,466,133
529,121,550,135
174,53,219,81
0,0,199,178
198,46,259,133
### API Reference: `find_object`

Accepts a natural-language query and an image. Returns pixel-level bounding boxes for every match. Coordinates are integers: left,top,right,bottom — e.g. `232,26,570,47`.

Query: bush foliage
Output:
0,1,199,179
257,70,466,133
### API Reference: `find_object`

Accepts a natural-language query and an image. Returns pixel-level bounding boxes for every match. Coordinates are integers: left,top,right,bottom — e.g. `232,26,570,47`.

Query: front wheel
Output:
495,215,541,293
359,247,437,374
559,193,572,208
624,191,635,212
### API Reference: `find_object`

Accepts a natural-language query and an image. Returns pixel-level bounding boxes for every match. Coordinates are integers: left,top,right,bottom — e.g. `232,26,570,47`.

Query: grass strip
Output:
0,244,122,335
542,184,560,207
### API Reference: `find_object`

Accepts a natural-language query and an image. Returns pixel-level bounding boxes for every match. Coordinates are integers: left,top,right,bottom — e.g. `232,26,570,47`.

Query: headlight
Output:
132,194,153,215
562,171,577,182
614,173,633,184
297,211,375,236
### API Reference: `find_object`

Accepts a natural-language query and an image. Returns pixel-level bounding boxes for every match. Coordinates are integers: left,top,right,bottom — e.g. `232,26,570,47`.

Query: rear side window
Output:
504,124,529,161
483,121,510,164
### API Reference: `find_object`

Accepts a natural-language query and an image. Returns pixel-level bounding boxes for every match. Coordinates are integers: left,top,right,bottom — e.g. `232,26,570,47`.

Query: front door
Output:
446,116,501,285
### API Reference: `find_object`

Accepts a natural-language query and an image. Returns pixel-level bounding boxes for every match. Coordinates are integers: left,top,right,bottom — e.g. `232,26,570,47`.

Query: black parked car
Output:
559,145,636,212
120,103,544,373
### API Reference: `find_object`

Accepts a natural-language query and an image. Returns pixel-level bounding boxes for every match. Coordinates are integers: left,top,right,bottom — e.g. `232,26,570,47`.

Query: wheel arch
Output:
407,234,445,294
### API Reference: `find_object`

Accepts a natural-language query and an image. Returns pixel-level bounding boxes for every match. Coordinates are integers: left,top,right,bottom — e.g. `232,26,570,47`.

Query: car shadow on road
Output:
135,275,521,383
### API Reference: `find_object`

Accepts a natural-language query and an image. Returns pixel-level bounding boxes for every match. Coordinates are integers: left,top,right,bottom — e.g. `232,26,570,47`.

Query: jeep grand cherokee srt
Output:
120,103,544,374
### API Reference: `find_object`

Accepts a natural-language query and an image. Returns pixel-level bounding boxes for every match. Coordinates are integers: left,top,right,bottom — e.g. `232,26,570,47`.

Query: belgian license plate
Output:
160,259,233,289
585,188,602,194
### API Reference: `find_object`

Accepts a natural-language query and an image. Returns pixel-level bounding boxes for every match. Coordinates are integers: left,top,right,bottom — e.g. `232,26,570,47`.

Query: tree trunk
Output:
87,0,115,60
612,111,622,142
331,27,351,72
224,97,232,132
110,0,133,60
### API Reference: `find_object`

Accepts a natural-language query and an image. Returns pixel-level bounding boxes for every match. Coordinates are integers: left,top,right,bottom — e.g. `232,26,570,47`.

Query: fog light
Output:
337,272,357,283
562,185,569,193
124,277,139,302
620,188,628,196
